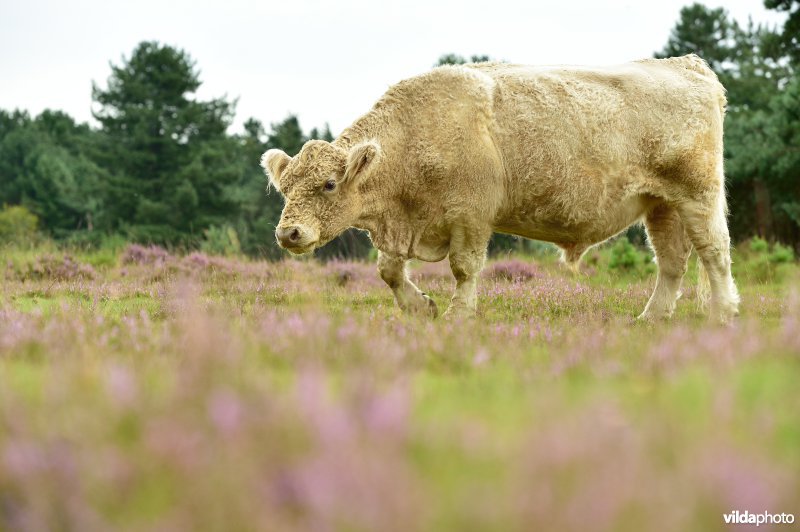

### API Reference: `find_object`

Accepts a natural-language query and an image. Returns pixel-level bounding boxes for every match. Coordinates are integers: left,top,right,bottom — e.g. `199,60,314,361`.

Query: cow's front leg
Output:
377,251,438,318
443,226,491,319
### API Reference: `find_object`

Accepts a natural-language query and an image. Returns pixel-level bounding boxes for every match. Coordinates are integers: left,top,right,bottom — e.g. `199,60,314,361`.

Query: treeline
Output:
0,42,368,259
0,2,798,258
658,1,800,245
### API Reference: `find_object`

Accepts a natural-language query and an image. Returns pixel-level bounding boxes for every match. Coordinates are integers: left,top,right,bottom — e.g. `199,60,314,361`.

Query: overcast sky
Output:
0,0,787,136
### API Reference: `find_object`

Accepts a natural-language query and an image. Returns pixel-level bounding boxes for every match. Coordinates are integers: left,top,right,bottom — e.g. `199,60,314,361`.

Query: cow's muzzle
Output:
275,225,318,253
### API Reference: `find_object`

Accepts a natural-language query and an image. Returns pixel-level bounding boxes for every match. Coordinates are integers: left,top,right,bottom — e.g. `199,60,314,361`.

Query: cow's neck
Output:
333,101,395,151
352,186,447,260
352,197,397,252
336,103,439,258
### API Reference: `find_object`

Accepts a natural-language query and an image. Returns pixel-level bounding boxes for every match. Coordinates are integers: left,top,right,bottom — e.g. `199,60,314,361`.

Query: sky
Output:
0,0,787,137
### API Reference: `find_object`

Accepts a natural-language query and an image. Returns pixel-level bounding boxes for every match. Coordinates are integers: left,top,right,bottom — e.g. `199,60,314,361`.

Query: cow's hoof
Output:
442,306,476,321
421,294,439,319
635,311,671,322
403,294,438,319
711,305,739,325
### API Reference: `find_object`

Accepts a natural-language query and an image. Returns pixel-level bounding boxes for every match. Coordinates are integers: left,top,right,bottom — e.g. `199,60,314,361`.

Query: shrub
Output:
0,205,39,246
749,236,769,254
484,259,541,281
737,237,796,283
11,254,96,281
769,242,794,264
601,238,656,278
201,225,242,257
609,238,642,270
121,244,171,266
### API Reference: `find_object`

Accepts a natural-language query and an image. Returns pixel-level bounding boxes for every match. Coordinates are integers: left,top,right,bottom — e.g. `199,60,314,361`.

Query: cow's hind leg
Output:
638,204,692,320
377,251,438,318
444,224,492,319
676,191,740,323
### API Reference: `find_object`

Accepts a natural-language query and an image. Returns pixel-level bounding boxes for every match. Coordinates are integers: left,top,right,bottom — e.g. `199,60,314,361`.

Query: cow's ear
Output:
261,149,291,191
344,140,381,184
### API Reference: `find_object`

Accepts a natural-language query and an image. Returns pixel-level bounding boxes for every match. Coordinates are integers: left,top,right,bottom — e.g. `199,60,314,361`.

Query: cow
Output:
262,54,740,323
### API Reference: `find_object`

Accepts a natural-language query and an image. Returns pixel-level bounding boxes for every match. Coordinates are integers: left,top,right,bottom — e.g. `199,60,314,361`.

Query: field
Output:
1,242,799,531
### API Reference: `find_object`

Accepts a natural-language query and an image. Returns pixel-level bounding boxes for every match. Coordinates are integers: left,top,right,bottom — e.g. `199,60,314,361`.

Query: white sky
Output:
0,0,787,136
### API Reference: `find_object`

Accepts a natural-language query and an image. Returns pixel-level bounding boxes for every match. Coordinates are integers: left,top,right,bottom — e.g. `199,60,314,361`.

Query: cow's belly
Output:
494,193,658,246
413,228,450,262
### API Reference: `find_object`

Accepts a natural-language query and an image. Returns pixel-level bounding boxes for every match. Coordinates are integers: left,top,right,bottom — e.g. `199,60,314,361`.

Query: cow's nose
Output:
276,226,302,247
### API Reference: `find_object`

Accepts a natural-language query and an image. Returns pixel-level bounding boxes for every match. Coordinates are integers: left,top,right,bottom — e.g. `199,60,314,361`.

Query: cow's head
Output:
261,139,380,254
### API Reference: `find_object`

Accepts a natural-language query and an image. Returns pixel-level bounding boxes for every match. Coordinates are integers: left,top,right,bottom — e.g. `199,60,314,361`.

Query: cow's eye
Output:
323,179,336,192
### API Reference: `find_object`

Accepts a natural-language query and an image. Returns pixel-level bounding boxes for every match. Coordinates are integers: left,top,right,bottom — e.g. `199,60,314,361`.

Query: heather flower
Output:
17,254,96,281
484,258,542,281
121,243,170,266
0,250,798,530
104,364,137,407
207,390,244,437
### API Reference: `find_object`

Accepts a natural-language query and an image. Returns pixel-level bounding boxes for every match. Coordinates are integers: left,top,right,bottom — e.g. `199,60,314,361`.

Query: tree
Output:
765,0,800,64
227,118,282,258
308,123,334,142
265,115,306,156
435,54,492,67
656,3,738,74
656,4,796,240
0,109,106,237
731,75,800,244
92,41,238,245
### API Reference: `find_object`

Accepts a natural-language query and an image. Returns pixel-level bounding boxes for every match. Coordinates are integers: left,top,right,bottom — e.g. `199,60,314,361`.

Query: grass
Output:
0,242,798,531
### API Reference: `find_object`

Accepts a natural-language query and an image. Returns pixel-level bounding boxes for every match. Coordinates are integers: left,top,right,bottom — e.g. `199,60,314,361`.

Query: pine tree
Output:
92,41,237,244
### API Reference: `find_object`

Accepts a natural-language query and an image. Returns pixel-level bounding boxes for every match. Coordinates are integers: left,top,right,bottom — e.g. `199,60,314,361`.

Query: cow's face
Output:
261,139,380,254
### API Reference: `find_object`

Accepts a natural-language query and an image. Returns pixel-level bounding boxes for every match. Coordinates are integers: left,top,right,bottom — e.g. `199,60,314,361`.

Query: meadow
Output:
1,240,798,531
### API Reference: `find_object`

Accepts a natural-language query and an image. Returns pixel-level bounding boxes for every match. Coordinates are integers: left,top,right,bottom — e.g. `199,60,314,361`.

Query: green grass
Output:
0,243,798,531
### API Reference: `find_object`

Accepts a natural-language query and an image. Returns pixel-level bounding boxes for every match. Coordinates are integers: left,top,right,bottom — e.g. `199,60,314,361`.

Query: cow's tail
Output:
696,252,711,313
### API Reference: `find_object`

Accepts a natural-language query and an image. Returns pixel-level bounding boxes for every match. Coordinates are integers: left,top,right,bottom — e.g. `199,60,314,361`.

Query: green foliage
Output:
764,0,800,64
266,115,306,156
609,238,643,270
0,110,106,236
734,237,796,282
656,3,737,72
487,235,559,258
201,225,242,256
308,123,334,143
769,242,795,264
435,54,492,66
658,3,798,246
92,41,238,245
750,236,769,254
0,205,39,246
605,238,656,278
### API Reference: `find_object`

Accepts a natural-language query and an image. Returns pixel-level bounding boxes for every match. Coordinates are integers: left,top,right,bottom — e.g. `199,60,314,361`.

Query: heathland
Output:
1,240,798,530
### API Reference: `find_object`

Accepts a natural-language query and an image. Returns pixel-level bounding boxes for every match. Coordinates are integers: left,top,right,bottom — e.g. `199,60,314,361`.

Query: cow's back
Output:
468,56,724,177
463,56,725,235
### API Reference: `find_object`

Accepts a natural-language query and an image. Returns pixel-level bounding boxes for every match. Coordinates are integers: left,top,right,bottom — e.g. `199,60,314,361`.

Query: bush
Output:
201,225,242,257
736,237,796,283
749,236,769,254
609,238,642,270
484,259,542,281
602,238,655,278
7,254,96,281
769,242,794,264
121,244,171,266
0,205,39,246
